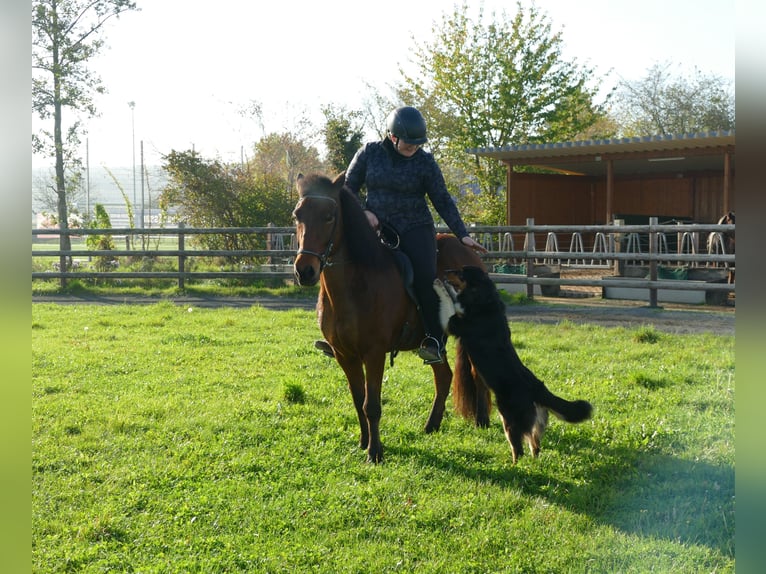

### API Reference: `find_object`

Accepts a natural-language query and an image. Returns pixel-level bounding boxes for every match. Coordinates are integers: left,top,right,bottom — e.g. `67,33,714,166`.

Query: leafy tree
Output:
32,0,138,258
399,1,610,223
611,61,735,136
321,105,365,174
248,132,325,205
160,150,295,258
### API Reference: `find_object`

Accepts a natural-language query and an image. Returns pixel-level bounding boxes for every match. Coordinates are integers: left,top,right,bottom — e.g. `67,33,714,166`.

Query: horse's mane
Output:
338,186,388,268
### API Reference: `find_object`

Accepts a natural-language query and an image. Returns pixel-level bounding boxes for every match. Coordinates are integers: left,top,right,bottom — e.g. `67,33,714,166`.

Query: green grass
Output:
31,276,317,299
32,302,735,573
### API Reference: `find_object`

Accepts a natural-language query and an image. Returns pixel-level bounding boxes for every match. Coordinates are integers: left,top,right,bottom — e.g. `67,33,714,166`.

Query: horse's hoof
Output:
367,446,384,463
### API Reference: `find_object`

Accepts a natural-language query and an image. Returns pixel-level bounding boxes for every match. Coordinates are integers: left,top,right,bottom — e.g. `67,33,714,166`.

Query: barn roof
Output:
467,130,735,177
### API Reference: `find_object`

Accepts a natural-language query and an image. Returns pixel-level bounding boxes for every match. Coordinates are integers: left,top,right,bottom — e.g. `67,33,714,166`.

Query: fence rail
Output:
32,219,735,304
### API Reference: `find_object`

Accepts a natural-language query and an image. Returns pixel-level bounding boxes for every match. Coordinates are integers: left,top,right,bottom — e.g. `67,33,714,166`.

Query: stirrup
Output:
314,340,335,358
417,336,444,364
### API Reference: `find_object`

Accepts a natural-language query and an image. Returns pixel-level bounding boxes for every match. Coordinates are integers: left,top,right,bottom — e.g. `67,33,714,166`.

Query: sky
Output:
31,0,736,170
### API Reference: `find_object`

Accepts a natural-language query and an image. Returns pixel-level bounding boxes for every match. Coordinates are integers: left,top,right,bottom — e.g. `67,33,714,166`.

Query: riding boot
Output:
397,224,446,364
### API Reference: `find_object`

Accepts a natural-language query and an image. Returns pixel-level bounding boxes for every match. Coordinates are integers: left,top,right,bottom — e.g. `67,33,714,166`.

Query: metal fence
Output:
32,218,735,305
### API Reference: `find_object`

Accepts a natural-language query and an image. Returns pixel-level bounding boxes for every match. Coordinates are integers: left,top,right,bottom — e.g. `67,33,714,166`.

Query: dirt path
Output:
505,297,734,335
33,293,734,336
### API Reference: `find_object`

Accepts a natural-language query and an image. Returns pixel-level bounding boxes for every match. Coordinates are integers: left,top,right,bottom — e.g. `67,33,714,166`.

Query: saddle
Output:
379,224,417,305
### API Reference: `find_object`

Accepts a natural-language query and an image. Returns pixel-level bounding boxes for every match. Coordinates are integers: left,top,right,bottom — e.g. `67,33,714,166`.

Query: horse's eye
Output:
325,213,335,224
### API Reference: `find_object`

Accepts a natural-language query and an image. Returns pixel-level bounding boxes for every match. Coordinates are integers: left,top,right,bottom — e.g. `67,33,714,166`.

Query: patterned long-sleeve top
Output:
344,138,469,239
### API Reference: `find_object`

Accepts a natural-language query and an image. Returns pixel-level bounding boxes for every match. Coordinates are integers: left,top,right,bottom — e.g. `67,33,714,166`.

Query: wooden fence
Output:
32,219,735,305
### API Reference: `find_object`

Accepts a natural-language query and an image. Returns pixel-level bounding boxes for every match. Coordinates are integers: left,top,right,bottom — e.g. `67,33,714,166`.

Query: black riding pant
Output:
398,224,445,345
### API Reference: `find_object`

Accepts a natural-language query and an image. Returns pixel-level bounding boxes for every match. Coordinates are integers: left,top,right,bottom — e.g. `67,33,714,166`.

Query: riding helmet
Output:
386,106,428,145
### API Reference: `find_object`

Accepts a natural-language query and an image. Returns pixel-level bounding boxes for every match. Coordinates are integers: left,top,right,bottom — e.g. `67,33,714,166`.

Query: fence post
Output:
526,218,535,299
612,219,624,275
266,222,274,265
648,217,659,308
59,229,68,289
178,222,185,290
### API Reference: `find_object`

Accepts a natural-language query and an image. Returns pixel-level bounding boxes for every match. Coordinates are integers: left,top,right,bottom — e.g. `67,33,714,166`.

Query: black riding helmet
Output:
386,106,428,145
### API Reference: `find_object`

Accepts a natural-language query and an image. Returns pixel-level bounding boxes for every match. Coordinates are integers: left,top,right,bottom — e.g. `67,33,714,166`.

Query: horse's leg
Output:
337,356,369,451
362,353,386,463
425,362,452,433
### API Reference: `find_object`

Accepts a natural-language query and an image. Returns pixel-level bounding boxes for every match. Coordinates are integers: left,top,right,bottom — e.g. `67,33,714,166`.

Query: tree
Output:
611,62,735,136
248,132,325,205
160,150,296,258
399,1,610,223
32,0,138,258
321,105,365,174
32,165,85,226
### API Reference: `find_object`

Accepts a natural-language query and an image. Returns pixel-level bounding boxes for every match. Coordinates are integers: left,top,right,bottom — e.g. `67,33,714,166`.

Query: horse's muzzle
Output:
293,256,320,286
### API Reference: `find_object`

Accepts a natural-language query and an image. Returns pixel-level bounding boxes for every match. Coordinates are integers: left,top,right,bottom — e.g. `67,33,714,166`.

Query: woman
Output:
343,105,486,363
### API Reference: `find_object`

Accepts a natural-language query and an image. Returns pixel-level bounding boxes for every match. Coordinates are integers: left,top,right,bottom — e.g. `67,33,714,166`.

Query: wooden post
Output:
723,150,731,213
525,217,535,299
266,222,274,265
648,217,659,308
506,165,514,225
605,159,614,224
612,219,624,276
178,222,185,290
59,229,68,290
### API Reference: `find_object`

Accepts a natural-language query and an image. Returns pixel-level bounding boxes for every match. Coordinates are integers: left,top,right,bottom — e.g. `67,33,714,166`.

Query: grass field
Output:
32,301,734,573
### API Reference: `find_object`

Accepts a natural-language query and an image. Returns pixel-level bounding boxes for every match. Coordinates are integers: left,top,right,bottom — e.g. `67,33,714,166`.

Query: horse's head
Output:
292,172,346,286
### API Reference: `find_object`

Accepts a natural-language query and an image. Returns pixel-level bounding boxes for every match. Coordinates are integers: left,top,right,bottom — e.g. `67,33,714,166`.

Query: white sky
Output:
32,0,736,169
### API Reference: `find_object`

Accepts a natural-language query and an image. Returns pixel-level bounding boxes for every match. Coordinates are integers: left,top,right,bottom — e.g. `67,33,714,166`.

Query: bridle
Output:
294,195,340,273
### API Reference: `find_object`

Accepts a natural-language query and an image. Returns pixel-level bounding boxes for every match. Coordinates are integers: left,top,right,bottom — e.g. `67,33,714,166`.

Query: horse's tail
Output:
452,339,492,427
526,366,592,423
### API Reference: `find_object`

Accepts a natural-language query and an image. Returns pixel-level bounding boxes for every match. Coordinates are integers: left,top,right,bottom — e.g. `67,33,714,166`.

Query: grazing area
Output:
32,302,734,573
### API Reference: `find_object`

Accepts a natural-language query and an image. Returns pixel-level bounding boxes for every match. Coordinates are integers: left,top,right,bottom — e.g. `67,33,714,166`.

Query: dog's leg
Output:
498,411,525,465
526,405,549,458
444,281,464,316
433,279,456,331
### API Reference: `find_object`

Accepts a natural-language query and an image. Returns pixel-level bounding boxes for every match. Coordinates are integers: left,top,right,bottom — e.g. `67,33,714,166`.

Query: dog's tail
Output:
452,339,492,427
527,366,592,423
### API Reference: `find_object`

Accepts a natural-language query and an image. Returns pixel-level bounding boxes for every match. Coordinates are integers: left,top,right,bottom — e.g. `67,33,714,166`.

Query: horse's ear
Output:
332,171,346,188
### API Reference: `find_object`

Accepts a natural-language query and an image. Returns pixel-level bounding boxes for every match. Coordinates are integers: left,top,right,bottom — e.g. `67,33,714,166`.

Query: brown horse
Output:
292,172,486,463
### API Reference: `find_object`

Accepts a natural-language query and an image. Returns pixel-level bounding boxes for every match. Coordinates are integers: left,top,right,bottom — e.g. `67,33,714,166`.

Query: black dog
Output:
434,266,593,463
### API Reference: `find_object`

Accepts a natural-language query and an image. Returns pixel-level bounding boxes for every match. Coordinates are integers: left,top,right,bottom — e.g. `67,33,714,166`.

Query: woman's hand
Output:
461,235,488,253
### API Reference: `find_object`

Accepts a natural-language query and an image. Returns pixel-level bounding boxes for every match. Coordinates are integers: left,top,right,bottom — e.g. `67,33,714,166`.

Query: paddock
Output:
32,218,735,308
